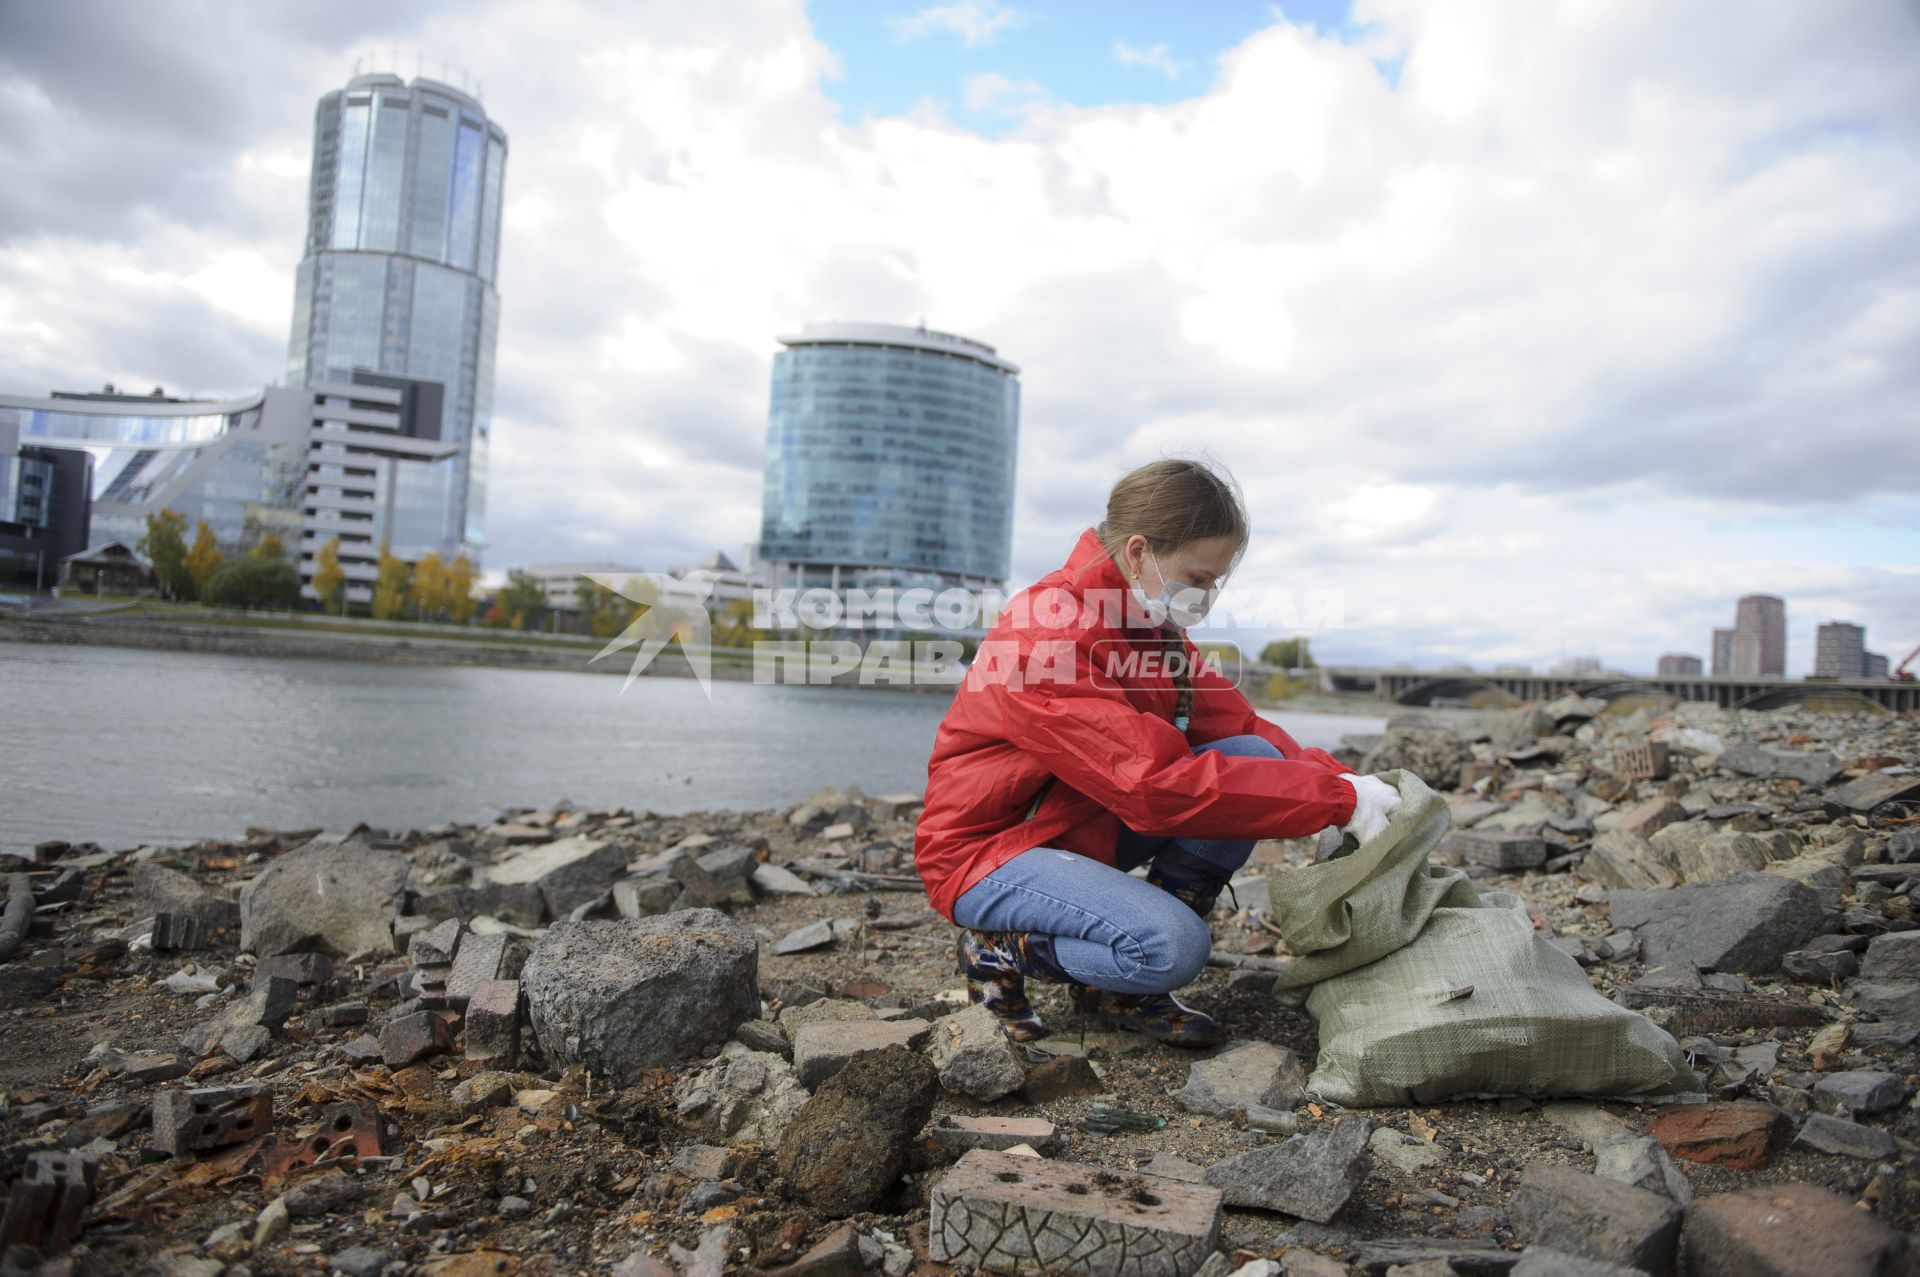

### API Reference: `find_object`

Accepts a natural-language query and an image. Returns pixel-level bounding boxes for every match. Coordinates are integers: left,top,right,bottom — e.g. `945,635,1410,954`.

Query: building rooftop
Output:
777,321,1019,374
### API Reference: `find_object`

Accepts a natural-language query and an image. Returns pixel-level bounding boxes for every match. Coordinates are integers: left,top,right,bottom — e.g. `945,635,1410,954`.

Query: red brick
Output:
1681,1183,1915,1277
1649,1102,1788,1171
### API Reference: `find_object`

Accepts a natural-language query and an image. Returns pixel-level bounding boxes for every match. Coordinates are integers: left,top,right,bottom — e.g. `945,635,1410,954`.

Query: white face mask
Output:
1133,547,1217,630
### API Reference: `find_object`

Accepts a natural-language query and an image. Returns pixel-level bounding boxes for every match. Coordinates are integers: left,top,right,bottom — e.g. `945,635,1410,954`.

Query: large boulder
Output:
1360,725,1472,791
1607,874,1826,974
238,837,408,960
522,910,758,1084
776,1045,937,1217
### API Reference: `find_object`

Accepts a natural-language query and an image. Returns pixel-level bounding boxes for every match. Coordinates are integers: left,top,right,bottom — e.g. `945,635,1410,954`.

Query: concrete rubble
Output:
0,697,1916,1274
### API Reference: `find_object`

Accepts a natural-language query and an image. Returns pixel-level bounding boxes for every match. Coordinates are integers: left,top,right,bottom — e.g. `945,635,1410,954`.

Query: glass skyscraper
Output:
758,322,1019,603
286,70,507,561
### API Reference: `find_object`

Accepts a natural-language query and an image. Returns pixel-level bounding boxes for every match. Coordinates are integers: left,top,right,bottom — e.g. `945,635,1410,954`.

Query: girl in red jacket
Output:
913,457,1399,1046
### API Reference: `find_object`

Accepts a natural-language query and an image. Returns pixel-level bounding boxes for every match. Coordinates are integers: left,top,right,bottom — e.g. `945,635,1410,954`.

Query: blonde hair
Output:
1094,456,1249,731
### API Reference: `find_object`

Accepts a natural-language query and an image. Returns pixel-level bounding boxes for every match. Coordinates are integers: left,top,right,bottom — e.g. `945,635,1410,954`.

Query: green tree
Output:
313,536,346,615
203,557,301,610
500,569,549,631
371,541,412,621
1260,636,1316,670
184,519,224,601
138,509,192,600
447,554,477,624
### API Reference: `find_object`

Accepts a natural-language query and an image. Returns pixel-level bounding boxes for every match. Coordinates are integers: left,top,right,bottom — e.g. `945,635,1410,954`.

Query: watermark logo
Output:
585,569,719,694
585,576,1338,696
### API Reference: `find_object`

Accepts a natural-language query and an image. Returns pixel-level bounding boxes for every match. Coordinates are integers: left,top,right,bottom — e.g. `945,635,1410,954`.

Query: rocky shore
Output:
1,699,1916,1277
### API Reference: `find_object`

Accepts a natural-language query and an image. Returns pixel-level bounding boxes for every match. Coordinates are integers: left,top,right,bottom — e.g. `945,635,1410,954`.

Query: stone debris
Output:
480,834,626,920
792,1017,932,1088
776,1045,936,1217
925,1002,1028,1101
1607,873,1826,973
1680,1182,1918,1277
462,977,521,1065
1648,1102,1789,1171
1200,1117,1373,1222
928,1114,1060,1153
1171,1040,1307,1119
151,1083,273,1155
238,835,409,959
180,975,296,1062
1508,1163,1682,1276
521,909,759,1084
930,1148,1223,1277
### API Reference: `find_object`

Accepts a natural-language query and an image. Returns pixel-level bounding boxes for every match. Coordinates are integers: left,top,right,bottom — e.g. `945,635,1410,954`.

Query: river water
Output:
0,643,1385,855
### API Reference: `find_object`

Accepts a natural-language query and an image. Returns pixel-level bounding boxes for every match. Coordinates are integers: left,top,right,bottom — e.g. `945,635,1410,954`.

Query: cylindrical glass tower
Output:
286,69,507,561
759,321,1020,596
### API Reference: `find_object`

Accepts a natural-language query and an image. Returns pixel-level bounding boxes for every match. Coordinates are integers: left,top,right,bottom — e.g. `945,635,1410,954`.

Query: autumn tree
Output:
138,509,191,600
371,541,412,621
185,520,225,601
1260,636,1316,670
500,568,549,631
410,552,449,620
446,554,477,623
249,531,287,561
313,536,346,615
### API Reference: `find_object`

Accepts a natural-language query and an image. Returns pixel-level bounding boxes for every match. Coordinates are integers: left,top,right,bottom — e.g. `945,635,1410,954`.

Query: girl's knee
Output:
1126,907,1212,991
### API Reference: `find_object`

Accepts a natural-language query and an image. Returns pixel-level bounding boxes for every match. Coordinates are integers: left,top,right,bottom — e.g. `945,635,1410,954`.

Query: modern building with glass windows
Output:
286,68,507,563
0,381,458,605
757,322,1019,634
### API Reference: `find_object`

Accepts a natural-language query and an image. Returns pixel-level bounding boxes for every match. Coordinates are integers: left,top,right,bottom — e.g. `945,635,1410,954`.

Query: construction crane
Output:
1895,642,1920,682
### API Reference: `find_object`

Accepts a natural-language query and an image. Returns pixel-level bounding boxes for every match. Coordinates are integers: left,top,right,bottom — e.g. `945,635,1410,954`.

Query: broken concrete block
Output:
1823,770,1920,817
1793,1112,1897,1160
673,1043,811,1146
1584,831,1681,892
238,836,408,960
444,932,509,1008
1592,1135,1692,1204
1810,1070,1905,1116
463,979,521,1066
0,1150,100,1254
253,952,334,989
1171,1041,1306,1119
749,863,816,898
1201,1118,1372,1223
777,1045,937,1217
131,862,234,930
930,1149,1223,1277
929,1115,1060,1153
1607,874,1825,974
612,877,680,919
151,1083,273,1155
1681,1183,1913,1277
151,912,213,952
522,910,759,1084
925,1003,1027,1102
407,919,463,966
670,844,759,908
1452,829,1548,870
777,998,878,1038
1718,742,1843,786
793,1019,932,1088
483,836,626,919
381,1011,453,1067
181,976,297,1060
1594,797,1689,839
1508,1163,1681,1276
771,917,860,955
1021,1055,1105,1103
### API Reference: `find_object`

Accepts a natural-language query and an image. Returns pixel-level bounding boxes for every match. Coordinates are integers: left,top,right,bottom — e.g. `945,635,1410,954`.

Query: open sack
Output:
1263,768,1697,1107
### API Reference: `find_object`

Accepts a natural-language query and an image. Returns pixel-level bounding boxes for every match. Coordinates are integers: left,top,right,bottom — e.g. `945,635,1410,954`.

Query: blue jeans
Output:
950,733,1282,994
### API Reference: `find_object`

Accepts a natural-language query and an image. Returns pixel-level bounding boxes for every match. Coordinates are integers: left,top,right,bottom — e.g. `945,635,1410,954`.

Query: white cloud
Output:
887,2,1024,48
1112,41,1182,79
0,0,1915,675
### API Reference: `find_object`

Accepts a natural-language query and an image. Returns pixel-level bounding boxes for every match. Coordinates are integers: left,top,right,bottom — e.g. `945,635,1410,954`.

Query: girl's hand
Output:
1334,773,1401,845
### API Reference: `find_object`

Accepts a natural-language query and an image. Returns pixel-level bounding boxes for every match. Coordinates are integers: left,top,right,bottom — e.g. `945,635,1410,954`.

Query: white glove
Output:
1334,773,1401,846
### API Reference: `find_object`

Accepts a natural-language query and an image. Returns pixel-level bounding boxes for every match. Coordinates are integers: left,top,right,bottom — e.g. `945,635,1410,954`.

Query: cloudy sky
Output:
1,0,1915,676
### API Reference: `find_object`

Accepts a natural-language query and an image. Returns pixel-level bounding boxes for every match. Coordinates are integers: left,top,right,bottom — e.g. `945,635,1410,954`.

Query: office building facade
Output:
286,70,507,562
1731,594,1786,677
1814,621,1867,679
0,381,457,605
757,322,1019,634
1657,653,1703,677
1710,627,1734,677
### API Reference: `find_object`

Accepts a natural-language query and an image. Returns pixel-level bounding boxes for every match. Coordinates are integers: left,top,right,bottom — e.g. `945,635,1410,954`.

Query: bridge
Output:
1313,666,1920,713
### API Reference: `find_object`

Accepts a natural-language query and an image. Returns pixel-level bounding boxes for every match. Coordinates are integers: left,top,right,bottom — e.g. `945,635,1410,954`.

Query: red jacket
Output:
913,526,1359,924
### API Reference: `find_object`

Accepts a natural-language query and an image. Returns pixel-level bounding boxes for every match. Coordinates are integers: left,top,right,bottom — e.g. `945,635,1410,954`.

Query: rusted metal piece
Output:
150,1083,274,1156
261,1102,384,1184
0,1151,100,1253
